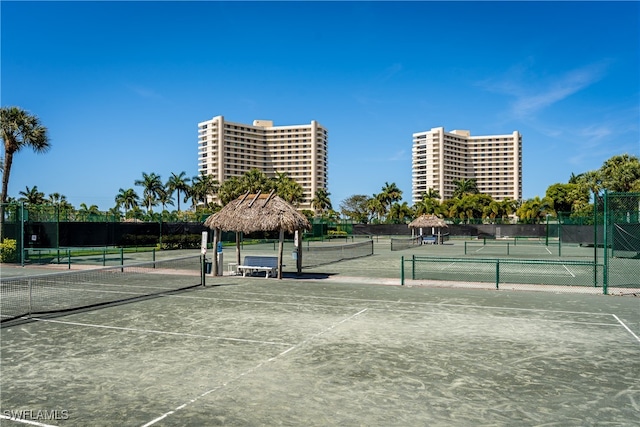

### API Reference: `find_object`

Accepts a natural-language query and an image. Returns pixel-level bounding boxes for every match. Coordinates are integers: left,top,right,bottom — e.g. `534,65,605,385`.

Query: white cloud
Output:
128,84,163,100
479,60,610,119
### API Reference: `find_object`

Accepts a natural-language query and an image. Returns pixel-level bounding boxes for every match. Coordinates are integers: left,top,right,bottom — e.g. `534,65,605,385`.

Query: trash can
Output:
205,259,212,274
216,252,223,275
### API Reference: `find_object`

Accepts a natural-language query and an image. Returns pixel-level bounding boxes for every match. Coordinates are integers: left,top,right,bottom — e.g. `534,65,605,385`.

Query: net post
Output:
603,190,608,294
67,249,71,270
28,278,33,319
103,248,106,266
495,260,500,290
412,254,416,280
201,254,206,287
400,256,405,286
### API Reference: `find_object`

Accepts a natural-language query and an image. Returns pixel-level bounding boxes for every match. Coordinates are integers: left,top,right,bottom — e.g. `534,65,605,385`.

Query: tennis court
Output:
1,251,639,426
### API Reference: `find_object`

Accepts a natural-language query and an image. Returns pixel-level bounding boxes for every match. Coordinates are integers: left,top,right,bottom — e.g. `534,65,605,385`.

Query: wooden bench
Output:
236,256,279,278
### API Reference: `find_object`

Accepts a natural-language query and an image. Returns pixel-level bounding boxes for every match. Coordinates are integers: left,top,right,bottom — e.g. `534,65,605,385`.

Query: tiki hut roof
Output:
408,214,448,229
203,191,311,233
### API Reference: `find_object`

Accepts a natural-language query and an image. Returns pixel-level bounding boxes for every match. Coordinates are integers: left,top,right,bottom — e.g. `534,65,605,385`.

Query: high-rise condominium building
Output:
197,116,328,210
412,127,522,204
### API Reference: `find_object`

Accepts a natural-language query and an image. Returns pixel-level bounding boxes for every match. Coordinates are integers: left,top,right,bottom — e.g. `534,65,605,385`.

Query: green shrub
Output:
159,234,201,250
0,239,18,263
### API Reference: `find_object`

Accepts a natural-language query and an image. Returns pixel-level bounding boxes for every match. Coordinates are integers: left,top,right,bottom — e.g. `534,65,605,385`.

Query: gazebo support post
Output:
277,229,285,279
296,228,302,275
235,231,241,268
212,228,220,276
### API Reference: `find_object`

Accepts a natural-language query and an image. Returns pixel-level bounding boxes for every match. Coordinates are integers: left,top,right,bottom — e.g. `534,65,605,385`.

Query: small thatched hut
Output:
203,190,311,279
408,214,448,244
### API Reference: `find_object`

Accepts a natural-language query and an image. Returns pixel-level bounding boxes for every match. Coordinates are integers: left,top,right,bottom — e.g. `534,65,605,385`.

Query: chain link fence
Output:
601,191,640,293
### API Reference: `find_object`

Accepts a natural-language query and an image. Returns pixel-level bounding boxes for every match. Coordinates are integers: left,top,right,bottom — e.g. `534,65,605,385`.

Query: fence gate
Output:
602,191,640,293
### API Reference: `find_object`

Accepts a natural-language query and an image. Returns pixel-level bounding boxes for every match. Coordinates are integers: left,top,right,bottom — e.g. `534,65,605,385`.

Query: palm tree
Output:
114,188,139,217
241,168,269,194
379,182,403,213
78,203,100,221
388,202,413,224
423,188,441,200
190,173,219,209
516,196,553,224
311,188,332,215
47,192,66,205
366,195,386,223
166,171,191,212
157,189,175,212
48,192,73,221
135,172,164,213
106,206,122,222
18,185,45,204
217,177,243,206
452,178,478,198
273,172,304,206
1,107,50,204
414,190,441,216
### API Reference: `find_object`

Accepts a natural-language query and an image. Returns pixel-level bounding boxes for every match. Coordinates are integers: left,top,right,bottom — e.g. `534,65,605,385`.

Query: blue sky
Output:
2,1,639,211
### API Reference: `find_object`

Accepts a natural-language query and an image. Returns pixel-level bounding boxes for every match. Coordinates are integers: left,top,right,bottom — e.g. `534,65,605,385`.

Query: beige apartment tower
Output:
412,127,522,204
197,116,328,210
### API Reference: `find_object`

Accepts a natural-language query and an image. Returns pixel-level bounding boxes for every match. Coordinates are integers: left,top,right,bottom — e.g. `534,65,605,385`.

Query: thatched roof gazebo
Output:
203,190,311,279
408,214,448,244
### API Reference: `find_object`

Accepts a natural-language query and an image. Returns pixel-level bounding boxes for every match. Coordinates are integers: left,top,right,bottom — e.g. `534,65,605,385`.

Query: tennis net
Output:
390,236,422,251
300,240,374,267
1,255,202,324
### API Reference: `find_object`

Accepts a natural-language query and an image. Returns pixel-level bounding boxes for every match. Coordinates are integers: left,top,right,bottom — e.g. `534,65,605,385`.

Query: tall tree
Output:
378,182,403,213
516,196,553,224
388,202,413,224
78,203,100,221
115,188,140,217
339,194,370,224
135,172,164,213
452,178,478,198
273,172,304,206
422,188,441,200
1,107,50,204
157,189,175,212
367,195,386,223
546,183,589,216
190,173,219,209
48,192,74,220
311,188,332,215
414,191,441,216
217,177,243,206
166,171,191,212
18,185,45,204
241,168,270,194
599,154,640,192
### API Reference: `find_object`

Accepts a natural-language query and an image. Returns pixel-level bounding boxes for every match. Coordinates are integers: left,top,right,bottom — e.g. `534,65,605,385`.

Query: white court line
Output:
0,414,58,427
439,261,459,271
612,314,640,344
181,289,616,318
141,308,369,427
32,318,290,346
561,264,576,277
